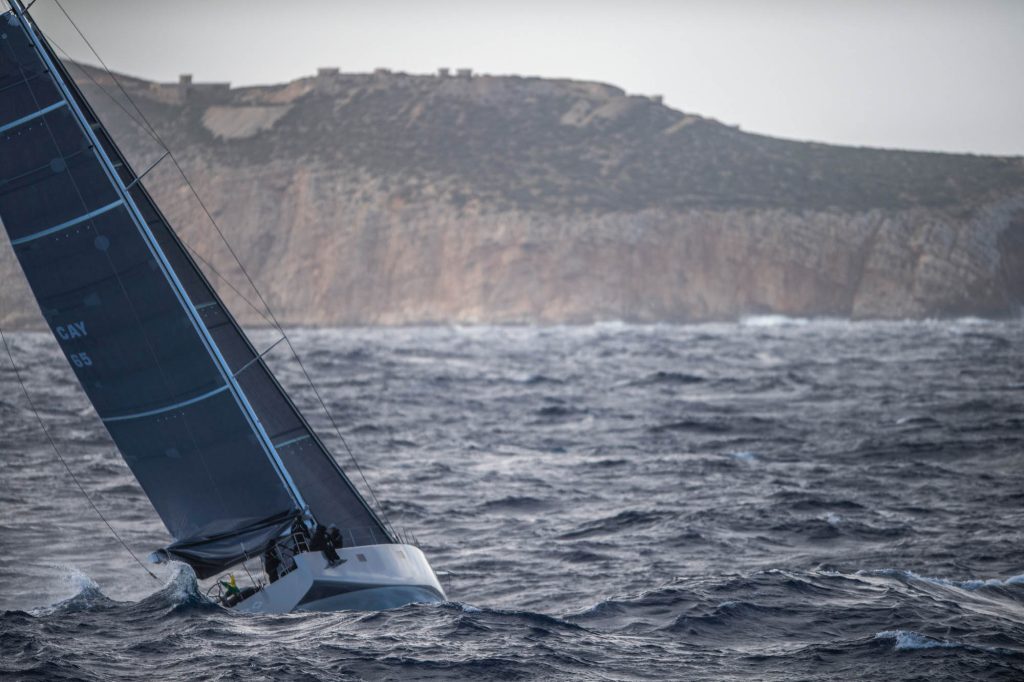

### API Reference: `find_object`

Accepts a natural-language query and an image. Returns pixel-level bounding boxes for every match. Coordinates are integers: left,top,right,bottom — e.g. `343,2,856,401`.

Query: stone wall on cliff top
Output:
2,65,1022,328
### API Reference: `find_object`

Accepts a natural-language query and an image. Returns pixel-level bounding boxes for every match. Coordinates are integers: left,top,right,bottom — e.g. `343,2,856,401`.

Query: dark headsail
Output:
0,3,391,578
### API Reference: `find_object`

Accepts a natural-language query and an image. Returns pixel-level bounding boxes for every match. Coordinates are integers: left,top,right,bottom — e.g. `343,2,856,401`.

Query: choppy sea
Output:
1,318,1022,680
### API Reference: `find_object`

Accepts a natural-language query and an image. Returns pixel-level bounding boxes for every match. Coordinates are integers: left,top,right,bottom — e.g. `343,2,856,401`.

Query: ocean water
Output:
1,319,1023,680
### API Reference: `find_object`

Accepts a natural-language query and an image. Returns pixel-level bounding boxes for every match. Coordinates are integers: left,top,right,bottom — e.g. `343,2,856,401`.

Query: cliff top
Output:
75,63,1024,216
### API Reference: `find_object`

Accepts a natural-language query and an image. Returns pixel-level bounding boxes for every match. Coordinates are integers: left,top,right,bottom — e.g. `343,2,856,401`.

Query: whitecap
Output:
64,565,101,594
860,568,1024,591
875,630,959,650
163,561,203,604
29,565,110,616
729,451,758,463
739,315,809,328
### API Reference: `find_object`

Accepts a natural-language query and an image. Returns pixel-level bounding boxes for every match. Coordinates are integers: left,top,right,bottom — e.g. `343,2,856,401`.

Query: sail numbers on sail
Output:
54,320,87,340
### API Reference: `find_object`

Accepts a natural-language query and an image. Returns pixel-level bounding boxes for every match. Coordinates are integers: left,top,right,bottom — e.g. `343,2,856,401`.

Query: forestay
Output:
0,6,391,577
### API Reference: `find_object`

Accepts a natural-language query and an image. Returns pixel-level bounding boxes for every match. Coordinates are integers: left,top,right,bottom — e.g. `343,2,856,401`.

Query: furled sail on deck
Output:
0,5,391,577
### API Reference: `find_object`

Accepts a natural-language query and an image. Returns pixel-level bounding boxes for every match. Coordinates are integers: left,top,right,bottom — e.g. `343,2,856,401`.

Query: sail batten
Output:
101,384,230,423
0,4,393,575
275,434,311,449
0,98,64,132
11,199,123,245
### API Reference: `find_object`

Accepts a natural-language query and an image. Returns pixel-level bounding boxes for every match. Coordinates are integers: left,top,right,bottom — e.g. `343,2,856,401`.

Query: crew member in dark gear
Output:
310,523,342,566
264,547,281,583
328,525,344,549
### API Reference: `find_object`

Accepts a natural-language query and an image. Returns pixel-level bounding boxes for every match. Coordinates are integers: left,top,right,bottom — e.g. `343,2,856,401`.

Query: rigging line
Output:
49,1,398,535
125,151,168,190
281,336,400,538
42,35,275,326
232,336,287,379
44,33,163,148
41,34,277,327
181,243,275,327
49,1,164,144
0,325,160,581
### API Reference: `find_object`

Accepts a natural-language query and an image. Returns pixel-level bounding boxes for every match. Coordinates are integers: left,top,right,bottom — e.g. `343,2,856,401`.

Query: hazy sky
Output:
14,0,1024,156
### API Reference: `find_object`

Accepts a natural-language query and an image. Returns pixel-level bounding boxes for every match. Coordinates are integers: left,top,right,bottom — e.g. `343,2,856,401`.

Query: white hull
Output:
234,543,446,614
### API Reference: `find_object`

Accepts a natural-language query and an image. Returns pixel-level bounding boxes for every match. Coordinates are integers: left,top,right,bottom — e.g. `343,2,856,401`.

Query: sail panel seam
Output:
0,99,65,134
274,434,311,449
101,384,229,423
10,199,123,245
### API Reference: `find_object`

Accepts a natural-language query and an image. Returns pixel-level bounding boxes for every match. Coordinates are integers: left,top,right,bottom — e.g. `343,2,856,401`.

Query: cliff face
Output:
2,65,1023,327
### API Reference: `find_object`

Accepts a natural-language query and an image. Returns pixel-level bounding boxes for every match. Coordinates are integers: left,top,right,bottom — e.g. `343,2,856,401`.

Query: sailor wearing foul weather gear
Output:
310,523,344,567
219,574,243,606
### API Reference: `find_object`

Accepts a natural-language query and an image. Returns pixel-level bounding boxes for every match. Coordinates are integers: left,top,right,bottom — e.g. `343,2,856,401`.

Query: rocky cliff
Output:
2,64,1023,327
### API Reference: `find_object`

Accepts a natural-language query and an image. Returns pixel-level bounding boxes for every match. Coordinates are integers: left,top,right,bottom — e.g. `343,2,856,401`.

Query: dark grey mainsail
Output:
0,3,391,578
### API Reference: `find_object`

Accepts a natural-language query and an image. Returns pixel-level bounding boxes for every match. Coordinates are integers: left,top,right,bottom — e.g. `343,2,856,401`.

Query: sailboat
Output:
0,1,445,613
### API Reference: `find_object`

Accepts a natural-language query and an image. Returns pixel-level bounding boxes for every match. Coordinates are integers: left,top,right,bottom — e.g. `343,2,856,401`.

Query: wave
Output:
569,566,1024,629
476,495,553,512
555,548,615,563
662,599,795,636
861,568,1024,591
648,418,733,434
441,601,590,634
30,567,115,616
649,414,775,435
138,562,215,613
769,491,866,511
558,510,673,539
584,457,629,468
739,315,811,328
522,374,564,385
768,516,911,541
871,629,1022,658
729,450,759,463
534,404,583,418
874,629,959,650
894,415,942,426
628,371,705,386
31,563,214,618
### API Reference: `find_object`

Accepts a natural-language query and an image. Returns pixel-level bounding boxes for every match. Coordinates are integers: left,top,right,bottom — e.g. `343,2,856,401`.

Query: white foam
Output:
63,565,101,594
936,573,1024,590
729,451,758,463
739,315,809,328
163,561,201,603
824,513,842,526
28,565,106,616
862,568,1024,591
875,630,959,650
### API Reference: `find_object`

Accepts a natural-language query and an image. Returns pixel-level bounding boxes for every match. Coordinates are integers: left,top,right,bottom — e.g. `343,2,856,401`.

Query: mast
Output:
7,0,309,514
